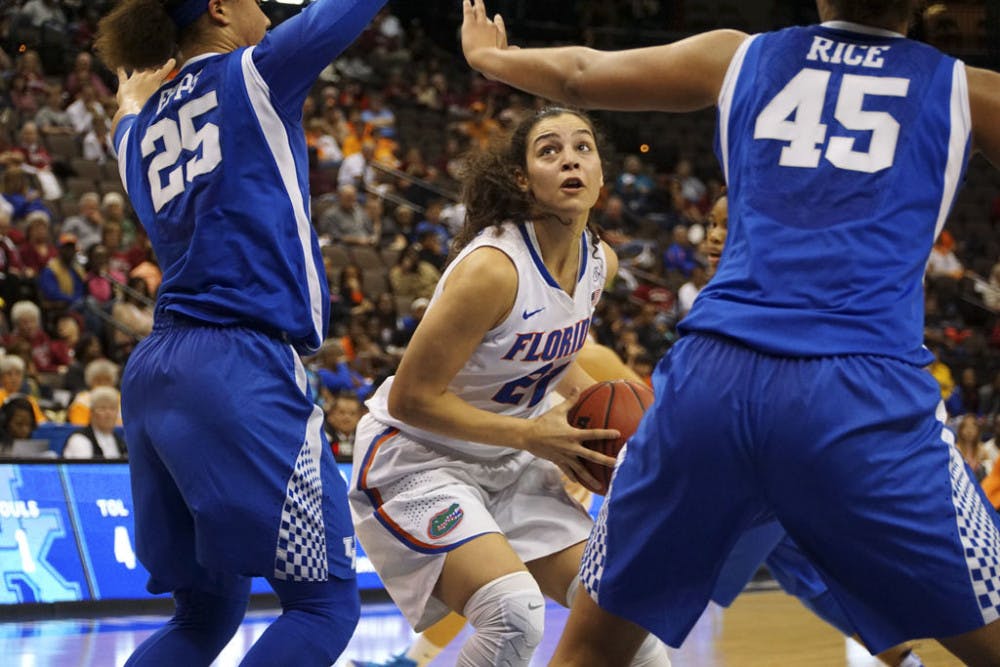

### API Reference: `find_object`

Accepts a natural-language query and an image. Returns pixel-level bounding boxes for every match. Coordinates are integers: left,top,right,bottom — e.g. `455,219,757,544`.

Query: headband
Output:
168,0,210,31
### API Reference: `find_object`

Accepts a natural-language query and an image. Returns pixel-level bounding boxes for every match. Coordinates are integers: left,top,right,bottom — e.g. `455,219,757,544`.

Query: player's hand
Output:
461,0,516,74
521,387,618,493
115,59,176,117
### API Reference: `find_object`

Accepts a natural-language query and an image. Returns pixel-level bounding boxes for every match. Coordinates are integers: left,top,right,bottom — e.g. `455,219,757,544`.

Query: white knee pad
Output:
457,571,545,667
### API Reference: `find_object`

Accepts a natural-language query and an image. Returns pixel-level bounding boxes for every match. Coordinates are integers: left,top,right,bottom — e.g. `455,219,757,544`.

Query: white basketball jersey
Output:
367,221,607,459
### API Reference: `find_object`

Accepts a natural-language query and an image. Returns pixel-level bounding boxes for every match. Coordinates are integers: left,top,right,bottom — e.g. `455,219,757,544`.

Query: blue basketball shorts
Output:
122,316,356,595
580,333,1000,652
712,521,857,638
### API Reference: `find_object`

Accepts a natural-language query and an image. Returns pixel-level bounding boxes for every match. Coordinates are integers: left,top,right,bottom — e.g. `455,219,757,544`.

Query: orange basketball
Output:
566,379,654,495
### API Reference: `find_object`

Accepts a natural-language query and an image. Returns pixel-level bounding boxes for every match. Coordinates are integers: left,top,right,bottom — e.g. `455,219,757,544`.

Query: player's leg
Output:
350,424,549,667
763,356,1000,665
434,533,546,667
529,542,671,666
242,576,360,666
936,621,1000,666
135,325,359,664
555,335,768,658
121,333,252,665
764,534,923,666
549,590,650,666
124,427,251,665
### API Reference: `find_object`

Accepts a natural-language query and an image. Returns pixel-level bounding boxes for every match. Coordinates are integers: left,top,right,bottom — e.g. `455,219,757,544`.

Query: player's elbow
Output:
563,53,594,107
386,383,424,423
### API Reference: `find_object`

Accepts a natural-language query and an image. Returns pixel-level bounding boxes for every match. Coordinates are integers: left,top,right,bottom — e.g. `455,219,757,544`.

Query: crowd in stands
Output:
0,0,997,508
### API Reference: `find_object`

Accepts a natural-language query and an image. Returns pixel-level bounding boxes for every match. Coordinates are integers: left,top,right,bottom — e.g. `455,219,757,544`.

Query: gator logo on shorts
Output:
428,503,464,539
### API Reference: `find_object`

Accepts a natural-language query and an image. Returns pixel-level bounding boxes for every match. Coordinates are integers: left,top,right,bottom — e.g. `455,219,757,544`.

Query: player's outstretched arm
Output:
968,66,1000,168
460,0,747,112
253,0,388,111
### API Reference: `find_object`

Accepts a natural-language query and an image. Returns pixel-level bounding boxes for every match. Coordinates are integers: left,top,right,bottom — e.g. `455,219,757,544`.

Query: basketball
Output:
566,379,655,494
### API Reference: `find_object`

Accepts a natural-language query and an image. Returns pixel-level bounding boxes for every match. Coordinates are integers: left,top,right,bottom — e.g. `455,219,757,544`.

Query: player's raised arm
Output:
252,0,388,111
460,0,747,112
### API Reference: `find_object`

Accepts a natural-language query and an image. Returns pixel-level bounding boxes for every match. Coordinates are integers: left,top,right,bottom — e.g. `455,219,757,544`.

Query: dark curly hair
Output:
95,0,206,71
452,107,607,261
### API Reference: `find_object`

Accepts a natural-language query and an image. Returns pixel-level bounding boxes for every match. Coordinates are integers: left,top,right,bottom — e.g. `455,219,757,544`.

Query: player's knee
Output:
462,571,545,663
270,576,360,660
172,588,248,647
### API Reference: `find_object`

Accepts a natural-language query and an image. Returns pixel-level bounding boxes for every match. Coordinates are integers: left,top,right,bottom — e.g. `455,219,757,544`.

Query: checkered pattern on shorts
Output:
580,444,629,602
949,446,1000,624
274,440,328,581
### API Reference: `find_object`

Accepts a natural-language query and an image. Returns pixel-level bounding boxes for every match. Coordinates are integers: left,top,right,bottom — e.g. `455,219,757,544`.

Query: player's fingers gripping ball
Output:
566,379,654,494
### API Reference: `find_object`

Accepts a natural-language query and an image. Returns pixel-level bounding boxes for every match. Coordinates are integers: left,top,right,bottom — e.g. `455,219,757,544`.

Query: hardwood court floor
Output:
0,590,965,666
664,591,962,667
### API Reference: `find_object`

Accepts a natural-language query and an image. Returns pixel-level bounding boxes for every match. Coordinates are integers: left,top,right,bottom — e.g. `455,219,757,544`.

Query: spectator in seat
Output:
389,243,440,303
62,334,106,395
954,414,986,482
318,183,376,245
62,386,125,459
66,358,120,426
64,51,110,101
101,192,137,248
324,391,362,462
0,355,46,424
82,117,115,164
66,83,108,135
61,192,104,251
34,86,75,138
17,210,57,279
0,396,40,458
38,233,87,309
6,299,70,374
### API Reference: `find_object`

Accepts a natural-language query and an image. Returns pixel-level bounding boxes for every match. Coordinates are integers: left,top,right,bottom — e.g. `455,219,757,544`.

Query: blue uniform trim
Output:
356,425,495,555
517,222,590,290
518,223,560,289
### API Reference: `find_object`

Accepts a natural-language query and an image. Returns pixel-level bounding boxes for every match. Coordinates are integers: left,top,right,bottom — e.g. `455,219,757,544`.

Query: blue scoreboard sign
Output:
1,462,383,604
0,464,89,603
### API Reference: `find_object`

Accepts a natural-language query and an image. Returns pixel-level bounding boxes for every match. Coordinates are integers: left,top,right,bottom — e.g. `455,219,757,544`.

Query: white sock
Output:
630,631,671,666
897,653,924,667
405,634,444,666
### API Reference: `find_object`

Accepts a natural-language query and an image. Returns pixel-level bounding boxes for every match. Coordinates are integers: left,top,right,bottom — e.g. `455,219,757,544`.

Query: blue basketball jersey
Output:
682,21,971,364
114,0,386,354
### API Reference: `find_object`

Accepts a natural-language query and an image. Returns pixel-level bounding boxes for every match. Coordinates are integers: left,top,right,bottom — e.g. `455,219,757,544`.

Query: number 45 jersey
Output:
112,1,386,354
682,21,971,366
365,221,607,460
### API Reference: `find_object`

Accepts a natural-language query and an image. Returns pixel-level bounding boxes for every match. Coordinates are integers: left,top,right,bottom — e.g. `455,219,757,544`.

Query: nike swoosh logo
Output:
528,602,544,610
522,307,545,319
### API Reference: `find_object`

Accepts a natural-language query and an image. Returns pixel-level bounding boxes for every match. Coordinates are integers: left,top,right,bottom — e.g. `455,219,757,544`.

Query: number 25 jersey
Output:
682,21,970,365
114,0,387,354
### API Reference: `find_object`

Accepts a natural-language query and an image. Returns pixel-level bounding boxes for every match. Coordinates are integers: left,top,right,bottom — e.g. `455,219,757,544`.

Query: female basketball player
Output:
349,108,670,666
462,1,1000,664
96,0,385,664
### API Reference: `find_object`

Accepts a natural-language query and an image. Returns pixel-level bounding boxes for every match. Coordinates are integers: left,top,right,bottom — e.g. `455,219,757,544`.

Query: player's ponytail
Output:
95,0,182,71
